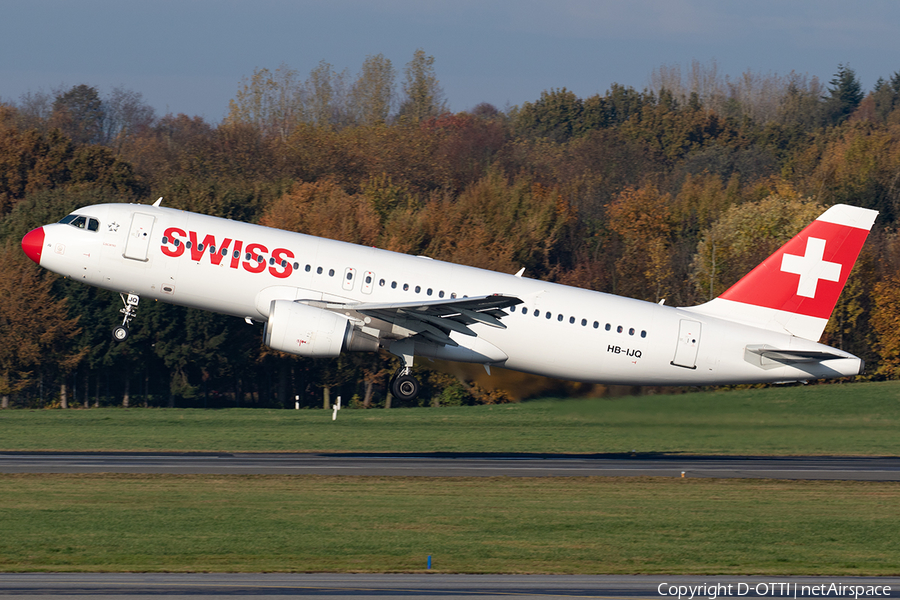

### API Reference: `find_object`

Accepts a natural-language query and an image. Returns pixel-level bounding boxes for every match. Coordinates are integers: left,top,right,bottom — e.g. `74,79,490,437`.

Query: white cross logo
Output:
780,237,841,298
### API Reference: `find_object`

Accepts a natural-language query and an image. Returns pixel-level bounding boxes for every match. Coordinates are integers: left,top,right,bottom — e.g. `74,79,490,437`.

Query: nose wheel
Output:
112,293,140,342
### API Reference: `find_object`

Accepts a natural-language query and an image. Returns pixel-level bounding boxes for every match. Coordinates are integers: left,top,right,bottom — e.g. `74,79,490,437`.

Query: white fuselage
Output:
35,203,863,386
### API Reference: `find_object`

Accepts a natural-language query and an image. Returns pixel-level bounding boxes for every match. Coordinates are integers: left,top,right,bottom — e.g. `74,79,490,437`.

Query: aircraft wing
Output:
321,294,523,346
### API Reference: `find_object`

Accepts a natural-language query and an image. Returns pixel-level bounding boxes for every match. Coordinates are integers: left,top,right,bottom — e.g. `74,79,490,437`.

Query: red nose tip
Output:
21,227,45,264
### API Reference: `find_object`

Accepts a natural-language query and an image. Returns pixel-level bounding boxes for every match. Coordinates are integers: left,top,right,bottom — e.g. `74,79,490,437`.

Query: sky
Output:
2,0,900,123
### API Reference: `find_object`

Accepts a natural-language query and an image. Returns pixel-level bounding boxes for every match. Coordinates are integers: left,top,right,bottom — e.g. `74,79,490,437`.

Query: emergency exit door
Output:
671,319,701,369
123,213,156,261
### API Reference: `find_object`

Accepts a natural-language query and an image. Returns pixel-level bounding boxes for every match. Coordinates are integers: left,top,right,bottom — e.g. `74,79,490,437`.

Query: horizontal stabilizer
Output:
746,345,847,364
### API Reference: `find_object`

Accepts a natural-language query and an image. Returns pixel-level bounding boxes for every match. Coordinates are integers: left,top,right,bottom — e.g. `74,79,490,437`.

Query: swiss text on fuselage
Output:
161,227,294,279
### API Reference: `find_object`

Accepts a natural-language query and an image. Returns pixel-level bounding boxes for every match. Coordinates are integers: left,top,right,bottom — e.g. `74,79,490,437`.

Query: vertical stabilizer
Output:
686,204,877,341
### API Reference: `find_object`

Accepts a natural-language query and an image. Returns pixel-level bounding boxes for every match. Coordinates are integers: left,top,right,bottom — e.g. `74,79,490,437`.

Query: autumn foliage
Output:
3,58,900,408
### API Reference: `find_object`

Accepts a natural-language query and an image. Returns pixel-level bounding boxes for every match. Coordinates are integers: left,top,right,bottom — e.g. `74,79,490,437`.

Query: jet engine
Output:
263,300,378,357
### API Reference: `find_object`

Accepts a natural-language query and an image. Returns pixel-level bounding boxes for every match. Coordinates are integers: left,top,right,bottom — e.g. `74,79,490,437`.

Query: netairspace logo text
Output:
657,583,893,599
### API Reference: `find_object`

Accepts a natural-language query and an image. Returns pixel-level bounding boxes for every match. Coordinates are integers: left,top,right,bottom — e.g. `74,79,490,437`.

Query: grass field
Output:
3,382,899,575
2,380,900,455
1,474,898,575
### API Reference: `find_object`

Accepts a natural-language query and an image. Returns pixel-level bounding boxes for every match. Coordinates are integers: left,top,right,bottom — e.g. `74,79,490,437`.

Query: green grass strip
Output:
1,474,898,574
2,381,900,455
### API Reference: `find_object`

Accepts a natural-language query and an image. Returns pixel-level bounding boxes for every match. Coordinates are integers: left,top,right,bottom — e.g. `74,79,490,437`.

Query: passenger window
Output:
557,314,563,322
617,325,623,333
328,269,335,277
293,262,299,269
162,236,169,244
641,331,647,338
605,323,611,331
569,316,575,324
391,281,397,289
439,291,445,298
545,311,551,319
233,250,240,258
593,321,599,329
581,318,587,326
317,267,323,274
305,265,311,272
209,246,216,254
379,279,386,286
346,272,353,281
427,288,432,296
415,285,421,293
629,328,635,336
403,283,409,291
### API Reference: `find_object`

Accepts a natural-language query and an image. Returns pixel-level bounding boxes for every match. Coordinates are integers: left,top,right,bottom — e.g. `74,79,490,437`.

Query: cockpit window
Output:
58,214,100,232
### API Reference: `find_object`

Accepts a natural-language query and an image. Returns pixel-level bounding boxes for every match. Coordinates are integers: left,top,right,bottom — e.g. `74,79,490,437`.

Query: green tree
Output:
871,74,900,122
226,65,303,140
690,192,823,300
512,88,584,142
350,54,395,126
305,60,350,128
0,242,84,407
398,49,447,123
823,64,864,126
51,84,104,145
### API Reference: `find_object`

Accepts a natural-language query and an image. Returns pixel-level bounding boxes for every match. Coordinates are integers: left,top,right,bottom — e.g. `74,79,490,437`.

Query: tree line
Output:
2,52,900,409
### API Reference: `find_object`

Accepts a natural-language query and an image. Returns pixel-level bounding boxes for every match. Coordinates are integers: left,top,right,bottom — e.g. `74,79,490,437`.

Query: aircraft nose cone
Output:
21,227,45,264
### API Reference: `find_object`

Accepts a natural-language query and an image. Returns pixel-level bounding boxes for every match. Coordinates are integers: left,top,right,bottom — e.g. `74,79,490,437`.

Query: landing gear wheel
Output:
391,373,420,402
113,293,140,343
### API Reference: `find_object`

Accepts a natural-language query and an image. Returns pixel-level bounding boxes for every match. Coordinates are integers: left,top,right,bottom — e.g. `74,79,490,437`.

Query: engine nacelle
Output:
264,300,351,357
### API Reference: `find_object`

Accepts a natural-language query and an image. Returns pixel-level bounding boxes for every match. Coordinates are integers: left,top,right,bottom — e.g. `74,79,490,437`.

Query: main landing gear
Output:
112,293,140,341
388,340,420,402
390,368,420,403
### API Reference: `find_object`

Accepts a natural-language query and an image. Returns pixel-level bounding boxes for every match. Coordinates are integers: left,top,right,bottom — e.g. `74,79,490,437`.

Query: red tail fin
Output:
688,204,878,341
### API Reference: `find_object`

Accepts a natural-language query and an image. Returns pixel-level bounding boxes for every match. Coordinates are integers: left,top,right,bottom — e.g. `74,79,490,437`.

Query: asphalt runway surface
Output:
1,451,900,480
1,574,899,599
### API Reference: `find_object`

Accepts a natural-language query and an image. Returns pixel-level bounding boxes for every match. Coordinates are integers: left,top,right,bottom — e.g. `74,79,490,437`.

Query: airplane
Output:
20,199,877,402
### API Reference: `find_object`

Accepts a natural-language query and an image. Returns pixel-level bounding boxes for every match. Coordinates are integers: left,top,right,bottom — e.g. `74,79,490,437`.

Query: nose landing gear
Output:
112,293,140,341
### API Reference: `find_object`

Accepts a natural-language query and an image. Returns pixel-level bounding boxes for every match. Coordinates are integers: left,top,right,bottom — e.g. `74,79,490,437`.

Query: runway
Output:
1,574,899,599
2,451,900,480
